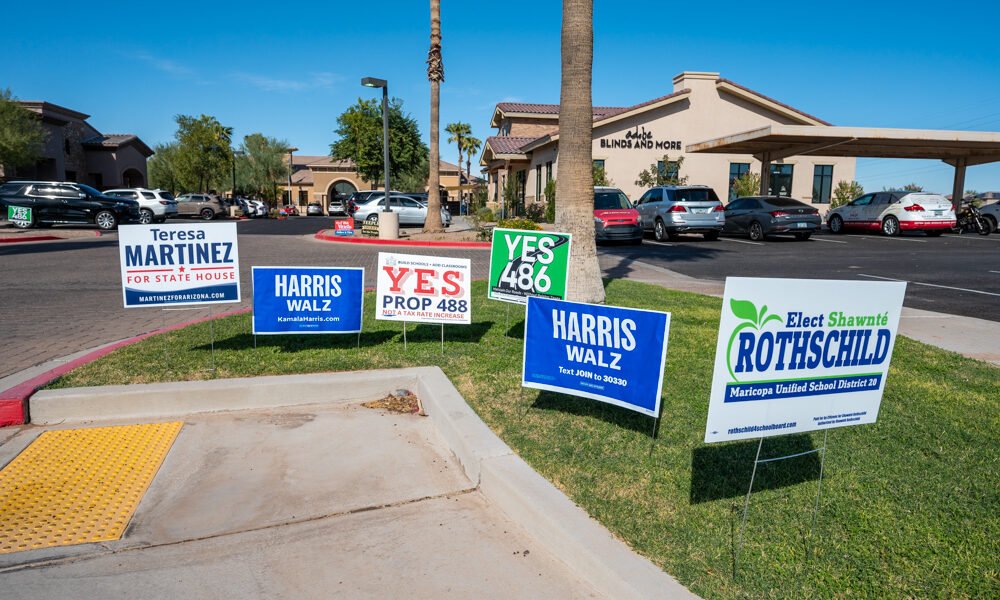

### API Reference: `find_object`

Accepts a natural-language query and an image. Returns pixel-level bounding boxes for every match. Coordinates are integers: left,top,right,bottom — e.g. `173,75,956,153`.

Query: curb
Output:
29,367,697,599
315,229,490,249
0,230,103,244
0,307,250,427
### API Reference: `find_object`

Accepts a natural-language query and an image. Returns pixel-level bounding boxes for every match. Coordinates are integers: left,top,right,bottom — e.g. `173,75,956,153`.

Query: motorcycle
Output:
953,203,991,235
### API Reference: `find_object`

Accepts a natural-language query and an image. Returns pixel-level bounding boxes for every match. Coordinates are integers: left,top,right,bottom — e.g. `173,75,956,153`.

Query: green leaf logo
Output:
725,299,784,382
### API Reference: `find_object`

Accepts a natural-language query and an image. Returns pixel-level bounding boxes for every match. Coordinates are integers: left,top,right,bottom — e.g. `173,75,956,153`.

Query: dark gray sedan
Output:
723,196,821,241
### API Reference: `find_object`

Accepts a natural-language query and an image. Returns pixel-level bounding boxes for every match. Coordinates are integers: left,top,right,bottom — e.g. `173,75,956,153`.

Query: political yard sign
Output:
523,296,671,417
252,267,363,334
333,219,354,236
118,223,241,308
704,277,906,443
376,252,471,324
7,205,31,227
488,228,571,304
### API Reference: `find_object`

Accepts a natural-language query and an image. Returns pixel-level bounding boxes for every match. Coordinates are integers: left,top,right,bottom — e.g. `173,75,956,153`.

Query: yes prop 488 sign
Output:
376,252,471,324
704,277,905,443
488,228,571,304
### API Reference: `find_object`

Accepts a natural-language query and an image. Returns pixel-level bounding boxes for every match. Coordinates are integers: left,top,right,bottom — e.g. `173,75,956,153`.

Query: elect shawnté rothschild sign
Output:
118,223,241,308
523,296,670,417
704,277,906,443
488,228,571,304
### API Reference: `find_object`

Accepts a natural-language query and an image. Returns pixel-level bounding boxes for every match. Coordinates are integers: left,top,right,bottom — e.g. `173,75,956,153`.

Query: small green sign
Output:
488,228,572,304
7,205,32,226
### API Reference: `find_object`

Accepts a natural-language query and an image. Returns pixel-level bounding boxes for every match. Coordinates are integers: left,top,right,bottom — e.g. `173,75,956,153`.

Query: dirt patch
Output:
400,228,482,243
0,225,100,241
362,393,423,414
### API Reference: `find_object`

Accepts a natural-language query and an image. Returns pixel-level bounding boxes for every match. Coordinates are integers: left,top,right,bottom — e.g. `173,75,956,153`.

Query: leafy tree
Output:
148,142,182,194
237,133,290,202
592,163,611,186
461,135,481,186
544,178,557,222
445,121,471,223
329,98,427,189
557,0,604,303
173,114,233,192
394,154,430,193
634,154,687,188
502,172,522,218
902,183,923,192
425,0,446,232
731,171,761,198
0,88,47,176
832,180,863,208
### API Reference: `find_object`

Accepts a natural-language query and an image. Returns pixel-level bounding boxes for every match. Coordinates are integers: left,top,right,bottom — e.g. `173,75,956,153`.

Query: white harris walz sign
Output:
118,222,241,308
376,252,471,324
704,277,905,443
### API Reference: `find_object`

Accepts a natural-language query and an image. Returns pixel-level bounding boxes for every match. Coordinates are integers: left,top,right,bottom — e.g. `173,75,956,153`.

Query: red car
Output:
594,186,642,244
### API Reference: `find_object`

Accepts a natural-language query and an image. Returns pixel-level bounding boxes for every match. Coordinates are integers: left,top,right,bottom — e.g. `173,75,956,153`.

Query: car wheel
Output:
794,232,812,241
984,215,998,234
881,216,900,237
829,214,844,234
95,210,118,231
365,213,379,224
139,209,154,225
748,221,765,241
200,208,215,220
703,230,719,241
925,230,943,237
653,219,667,242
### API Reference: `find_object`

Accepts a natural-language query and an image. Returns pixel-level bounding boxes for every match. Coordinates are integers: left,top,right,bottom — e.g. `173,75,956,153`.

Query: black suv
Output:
0,181,140,230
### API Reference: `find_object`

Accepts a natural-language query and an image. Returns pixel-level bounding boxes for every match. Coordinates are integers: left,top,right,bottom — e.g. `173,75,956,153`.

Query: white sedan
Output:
353,194,451,227
827,191,955,236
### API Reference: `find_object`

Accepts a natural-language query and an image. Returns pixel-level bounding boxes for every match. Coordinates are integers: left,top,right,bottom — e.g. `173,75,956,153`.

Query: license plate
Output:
796,222,808,228
933,210,943,216
691,208,708,214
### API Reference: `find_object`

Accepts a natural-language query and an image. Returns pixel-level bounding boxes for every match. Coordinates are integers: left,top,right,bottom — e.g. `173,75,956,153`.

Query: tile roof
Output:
496,102,626,120
486,136,537,155
82,134,138,148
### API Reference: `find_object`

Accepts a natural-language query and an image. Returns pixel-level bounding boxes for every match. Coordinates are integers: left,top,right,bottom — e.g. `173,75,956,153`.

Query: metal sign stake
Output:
208,304,217,372
735,437,764,578
440,323,444,354
807,429,829,560
402,320,407,350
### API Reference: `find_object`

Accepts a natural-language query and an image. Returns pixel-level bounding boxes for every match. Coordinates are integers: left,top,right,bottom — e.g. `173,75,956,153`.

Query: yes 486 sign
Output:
488,228,572,304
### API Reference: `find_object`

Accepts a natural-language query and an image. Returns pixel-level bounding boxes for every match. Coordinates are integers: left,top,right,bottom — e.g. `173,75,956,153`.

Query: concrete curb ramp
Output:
32,367,697,599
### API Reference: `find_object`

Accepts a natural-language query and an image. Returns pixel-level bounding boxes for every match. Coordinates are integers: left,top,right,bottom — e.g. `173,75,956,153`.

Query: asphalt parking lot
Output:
0,217,996,380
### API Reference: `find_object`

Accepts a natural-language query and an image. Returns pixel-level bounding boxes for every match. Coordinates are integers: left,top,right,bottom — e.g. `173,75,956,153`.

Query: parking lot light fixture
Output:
361,77,391,213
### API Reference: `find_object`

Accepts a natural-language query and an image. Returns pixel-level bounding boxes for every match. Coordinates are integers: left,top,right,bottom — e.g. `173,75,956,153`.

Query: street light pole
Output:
362,77,397,239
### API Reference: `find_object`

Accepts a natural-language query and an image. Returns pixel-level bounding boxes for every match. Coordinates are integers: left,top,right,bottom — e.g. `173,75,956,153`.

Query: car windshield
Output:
673,188,720,203
159,191,175,200
766,197,806,208
77,184,104,196
594,191,632,210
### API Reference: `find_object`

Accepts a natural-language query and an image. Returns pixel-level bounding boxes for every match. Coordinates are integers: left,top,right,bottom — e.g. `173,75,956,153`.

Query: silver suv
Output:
635,185,724,241
175,193,226,220
104,188,178,224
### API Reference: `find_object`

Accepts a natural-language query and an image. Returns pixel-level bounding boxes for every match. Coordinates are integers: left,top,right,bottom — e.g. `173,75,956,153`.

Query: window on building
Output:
535,166,542,202
768,164,794,196
299,190,309,204
282,190,291,203
593,159,605,170
545,161,553,183
812,165,833,204
65,170,77,182
90,173,103,189
657,160,680,182
728,163,750,201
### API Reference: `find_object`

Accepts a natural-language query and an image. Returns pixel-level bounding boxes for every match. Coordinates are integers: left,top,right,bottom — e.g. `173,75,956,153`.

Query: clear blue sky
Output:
6,1,1000,194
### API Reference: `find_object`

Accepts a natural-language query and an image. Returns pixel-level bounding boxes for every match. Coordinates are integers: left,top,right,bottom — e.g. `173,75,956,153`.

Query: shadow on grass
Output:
201,330,397,352
505,319,524,339
530,390,656,437
689,434,822,504
401,321,494,343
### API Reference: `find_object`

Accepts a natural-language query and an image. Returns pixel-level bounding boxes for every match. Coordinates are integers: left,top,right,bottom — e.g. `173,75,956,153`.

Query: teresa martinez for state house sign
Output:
118,223,241,307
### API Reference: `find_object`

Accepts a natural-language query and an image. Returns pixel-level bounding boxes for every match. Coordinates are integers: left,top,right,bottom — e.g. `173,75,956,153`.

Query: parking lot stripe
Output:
643,240,674,247
810,237,848,244
941,234,1000,243
861,236,927,243
859,274,1000,297
990,270,1000,274
719,238,764,246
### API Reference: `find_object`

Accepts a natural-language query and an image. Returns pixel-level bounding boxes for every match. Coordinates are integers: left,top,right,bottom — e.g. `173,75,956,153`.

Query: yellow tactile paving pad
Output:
0,422,182,554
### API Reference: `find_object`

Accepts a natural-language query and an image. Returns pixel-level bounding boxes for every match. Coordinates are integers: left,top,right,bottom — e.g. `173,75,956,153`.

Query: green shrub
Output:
525,202,545,222
496,218,541,231
476,207,495,223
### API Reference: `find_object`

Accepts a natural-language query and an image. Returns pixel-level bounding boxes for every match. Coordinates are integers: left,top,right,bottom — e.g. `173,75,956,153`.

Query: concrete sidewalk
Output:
599,254,1000,366
0,369,696,599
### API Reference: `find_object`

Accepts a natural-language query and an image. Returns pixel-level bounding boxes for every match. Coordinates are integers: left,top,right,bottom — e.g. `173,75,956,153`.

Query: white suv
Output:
104,188,178,224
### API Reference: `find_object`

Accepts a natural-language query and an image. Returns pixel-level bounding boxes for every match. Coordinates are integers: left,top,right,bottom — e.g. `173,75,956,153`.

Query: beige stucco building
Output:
280,155,482,213
481,71,856,213
2,101,152,189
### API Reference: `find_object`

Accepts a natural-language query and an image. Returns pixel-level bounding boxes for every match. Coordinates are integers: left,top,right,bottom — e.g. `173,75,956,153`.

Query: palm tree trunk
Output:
557,0,604,303
424,0,445,232
456,137,462,211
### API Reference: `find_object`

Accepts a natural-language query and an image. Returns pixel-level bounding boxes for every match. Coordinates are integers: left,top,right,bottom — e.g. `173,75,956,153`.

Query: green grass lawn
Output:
49,280,999,599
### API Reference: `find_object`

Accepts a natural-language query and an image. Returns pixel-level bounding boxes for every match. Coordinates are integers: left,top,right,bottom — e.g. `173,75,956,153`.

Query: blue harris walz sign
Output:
522,296,671,417
252,267,364,334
